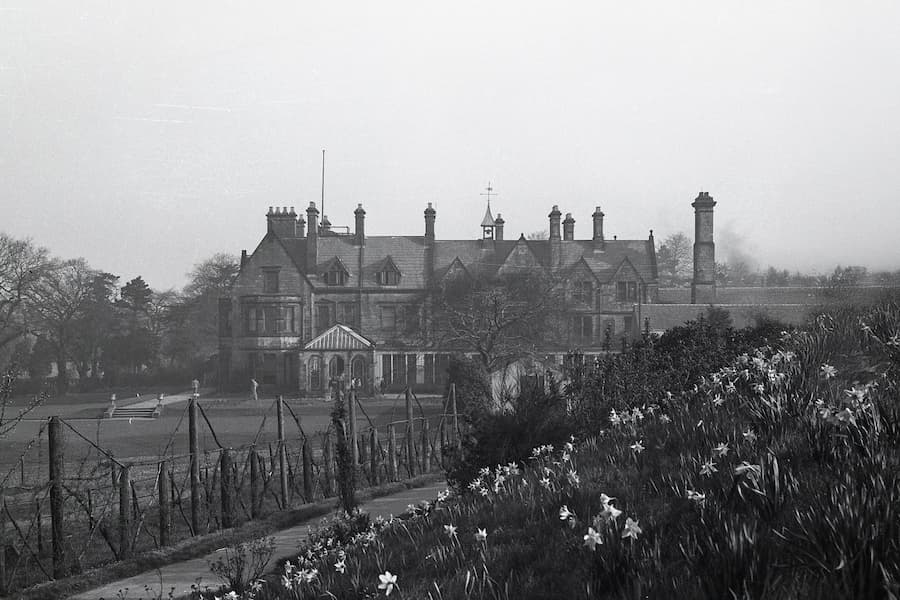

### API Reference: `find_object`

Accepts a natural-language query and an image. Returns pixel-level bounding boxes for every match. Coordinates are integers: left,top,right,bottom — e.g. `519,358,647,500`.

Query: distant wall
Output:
641,303,812,333
658,286,900,306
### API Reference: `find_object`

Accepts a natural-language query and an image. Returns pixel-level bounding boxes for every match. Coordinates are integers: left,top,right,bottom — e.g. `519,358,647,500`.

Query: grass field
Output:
1,391,445,479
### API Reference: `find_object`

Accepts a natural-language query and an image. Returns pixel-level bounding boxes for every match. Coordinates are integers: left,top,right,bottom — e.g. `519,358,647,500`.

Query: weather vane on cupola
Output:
480,182,499,239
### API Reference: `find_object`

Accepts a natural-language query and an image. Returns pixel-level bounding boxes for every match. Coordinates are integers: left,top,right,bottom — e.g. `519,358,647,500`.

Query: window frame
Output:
263,268,280,293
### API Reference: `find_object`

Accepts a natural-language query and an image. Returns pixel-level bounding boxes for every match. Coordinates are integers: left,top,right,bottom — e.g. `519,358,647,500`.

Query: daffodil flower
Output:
559,505,575,521
700,460,717,477
622,517,642,540
334,559,346,573
713,442,729,457
583,527,603,551
686,489,706,504
444,524,458,537
378,571,397,596
474,528,488,543
630,440,645,454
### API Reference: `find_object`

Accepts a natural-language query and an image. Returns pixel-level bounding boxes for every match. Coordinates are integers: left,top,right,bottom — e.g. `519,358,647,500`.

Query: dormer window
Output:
379,270,400,285
322,257,349,286
376,256,402,286
324,270,347,286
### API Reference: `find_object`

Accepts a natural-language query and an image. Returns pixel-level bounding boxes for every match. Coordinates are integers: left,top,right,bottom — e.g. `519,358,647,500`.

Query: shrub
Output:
445,377,574,487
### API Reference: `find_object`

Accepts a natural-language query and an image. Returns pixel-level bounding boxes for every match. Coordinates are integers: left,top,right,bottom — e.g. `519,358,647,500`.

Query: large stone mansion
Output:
218,192,718,395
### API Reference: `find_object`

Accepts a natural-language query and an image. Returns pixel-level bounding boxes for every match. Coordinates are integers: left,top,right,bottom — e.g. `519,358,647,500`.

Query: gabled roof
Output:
436,256,472,282
322,256,350,275
304,324,375,351
610,256,646,284
374,255,401,274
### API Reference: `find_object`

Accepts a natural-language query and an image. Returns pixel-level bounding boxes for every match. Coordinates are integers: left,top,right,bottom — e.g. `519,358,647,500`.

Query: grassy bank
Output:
198,301,900,599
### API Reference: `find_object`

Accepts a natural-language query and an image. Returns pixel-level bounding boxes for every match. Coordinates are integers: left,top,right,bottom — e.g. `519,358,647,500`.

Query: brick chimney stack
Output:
592,206,605,249
563,213,575,241
494,214,505,241
266,206,298,238
306,202,319,272
549,205,562,267
424,202,436,240
354,203,366,246
691,191,717,303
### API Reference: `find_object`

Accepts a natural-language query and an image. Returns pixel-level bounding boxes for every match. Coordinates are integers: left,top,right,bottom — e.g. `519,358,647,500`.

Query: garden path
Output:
68,480,448,600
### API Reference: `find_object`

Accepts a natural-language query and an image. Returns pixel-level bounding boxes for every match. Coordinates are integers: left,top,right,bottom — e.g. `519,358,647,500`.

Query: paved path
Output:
69,481,447,600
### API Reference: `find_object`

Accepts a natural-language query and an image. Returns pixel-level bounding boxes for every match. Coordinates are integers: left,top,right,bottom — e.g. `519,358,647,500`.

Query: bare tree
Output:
26,258,98,392
526,230,549,240
0,234,50,359
656,232,692,285
432,270,564,372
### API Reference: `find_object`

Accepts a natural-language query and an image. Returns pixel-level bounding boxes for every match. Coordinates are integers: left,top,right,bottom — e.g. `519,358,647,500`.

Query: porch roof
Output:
303,324,375,351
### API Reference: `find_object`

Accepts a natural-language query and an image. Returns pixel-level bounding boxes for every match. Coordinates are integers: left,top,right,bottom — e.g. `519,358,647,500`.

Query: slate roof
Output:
273,233,656,288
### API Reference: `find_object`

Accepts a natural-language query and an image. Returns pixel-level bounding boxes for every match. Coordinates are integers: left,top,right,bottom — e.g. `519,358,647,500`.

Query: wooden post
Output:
158,460,170,547
249,447,260,519
48,416,64,577
422,418,431,472
220,449,234,529
0,534,6,596
387,423,398,482
188,396,200,536
119,464,131,560
36,499,43,555
302,438,313,502
405,388,416,477
349,390,359,466
358,431,368,470
19,456,24,487
439,419,447,467
450,383,461,451
323,434,335,497
276,396,289,506
370,428,380,485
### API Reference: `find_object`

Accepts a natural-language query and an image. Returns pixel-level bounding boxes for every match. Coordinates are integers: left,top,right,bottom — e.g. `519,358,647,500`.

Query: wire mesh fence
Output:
0,386,459,594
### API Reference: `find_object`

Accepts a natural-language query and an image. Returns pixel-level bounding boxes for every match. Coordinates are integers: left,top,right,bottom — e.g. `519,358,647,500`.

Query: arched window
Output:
309,357,322,391
351,356,366,385
329,356,345,379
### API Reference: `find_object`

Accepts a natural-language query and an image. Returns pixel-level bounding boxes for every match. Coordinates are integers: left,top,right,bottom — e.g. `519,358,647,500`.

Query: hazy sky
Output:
2,1,899,291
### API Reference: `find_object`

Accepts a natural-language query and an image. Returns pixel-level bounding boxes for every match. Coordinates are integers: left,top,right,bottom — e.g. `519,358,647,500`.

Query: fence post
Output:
387,423,398,482
358,430,368,470
450,383,461,451
158,460,170,547
36,499,43,555
0,534,5,595
249,447,260,519
220,449,234,529
323,434,335,497
119,464,131,560
302,438,313,502
439,420,447,468
349,390,359,466
370,428,380,485
48,416,65,577
277,395,289,507
189,395,200,536
422,418,431,472
405,388,416,477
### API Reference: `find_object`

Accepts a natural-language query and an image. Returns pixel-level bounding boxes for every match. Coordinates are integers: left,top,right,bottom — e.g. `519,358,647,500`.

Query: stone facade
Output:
218,196,713,395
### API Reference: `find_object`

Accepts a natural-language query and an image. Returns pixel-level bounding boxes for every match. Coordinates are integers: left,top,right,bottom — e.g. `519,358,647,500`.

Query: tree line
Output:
0,232,239,393
655,231,900,288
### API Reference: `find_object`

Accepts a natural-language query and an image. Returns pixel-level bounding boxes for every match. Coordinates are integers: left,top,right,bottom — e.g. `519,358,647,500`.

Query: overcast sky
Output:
2,1,899,290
